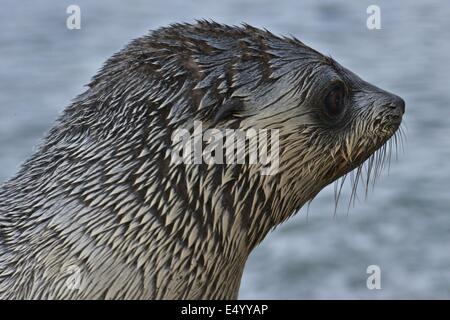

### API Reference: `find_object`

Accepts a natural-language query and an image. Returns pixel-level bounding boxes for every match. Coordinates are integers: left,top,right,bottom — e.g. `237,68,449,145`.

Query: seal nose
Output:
386,95,405,115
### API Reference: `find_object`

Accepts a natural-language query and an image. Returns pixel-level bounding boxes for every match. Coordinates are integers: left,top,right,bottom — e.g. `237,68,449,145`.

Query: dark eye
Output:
324,85,345,117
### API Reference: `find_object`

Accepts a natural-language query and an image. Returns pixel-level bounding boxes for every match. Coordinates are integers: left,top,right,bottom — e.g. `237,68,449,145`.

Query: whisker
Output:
306,200,312,223
333,125,402,217
347,164,362,215
334,173,347,218
364,155,375,200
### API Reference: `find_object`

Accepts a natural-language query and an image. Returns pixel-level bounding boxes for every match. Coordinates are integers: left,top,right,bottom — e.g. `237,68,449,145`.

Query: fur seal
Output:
0,21,405,299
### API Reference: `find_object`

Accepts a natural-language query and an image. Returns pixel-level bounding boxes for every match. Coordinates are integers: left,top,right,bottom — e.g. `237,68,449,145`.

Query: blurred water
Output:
1,0,449,299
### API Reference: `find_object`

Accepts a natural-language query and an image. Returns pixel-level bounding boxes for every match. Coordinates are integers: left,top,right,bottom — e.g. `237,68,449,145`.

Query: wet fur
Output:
0,21,403,299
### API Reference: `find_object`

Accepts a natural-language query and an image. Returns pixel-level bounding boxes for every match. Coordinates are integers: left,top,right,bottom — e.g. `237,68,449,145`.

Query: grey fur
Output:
0,21,404,299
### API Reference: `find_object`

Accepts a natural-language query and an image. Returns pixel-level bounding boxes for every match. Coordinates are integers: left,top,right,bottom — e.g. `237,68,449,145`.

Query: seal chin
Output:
378,113,403,139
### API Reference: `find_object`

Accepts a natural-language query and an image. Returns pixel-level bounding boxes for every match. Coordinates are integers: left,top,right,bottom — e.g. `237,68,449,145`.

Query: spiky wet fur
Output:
0,21,404,299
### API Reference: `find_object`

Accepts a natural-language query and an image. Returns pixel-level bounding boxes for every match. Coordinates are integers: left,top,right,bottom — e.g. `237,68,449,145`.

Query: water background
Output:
1,0,449,298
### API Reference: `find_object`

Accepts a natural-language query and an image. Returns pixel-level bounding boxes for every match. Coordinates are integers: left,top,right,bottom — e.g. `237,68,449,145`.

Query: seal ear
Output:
213,98,244,126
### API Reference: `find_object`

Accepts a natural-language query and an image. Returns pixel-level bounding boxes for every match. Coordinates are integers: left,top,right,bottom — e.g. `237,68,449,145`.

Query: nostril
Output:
387,96,405,115
396,97,406,114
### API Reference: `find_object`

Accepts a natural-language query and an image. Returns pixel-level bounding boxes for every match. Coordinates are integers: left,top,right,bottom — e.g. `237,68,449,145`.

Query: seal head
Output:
0,21,404,299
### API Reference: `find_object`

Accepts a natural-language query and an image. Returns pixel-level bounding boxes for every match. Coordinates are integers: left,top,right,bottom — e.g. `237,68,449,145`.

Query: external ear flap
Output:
213,98,244,126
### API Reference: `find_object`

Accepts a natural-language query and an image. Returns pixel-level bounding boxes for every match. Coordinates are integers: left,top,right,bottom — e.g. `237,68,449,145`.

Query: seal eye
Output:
324,85,345,117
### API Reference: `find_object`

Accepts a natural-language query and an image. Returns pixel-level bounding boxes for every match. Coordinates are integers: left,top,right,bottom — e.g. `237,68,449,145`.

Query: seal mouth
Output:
333,113,405,213
386,112,403,127
374,112,403,138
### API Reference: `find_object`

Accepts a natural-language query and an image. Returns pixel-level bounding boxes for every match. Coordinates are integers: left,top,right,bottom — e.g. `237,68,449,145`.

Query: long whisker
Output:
333,127,402,216
334,173,347,218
